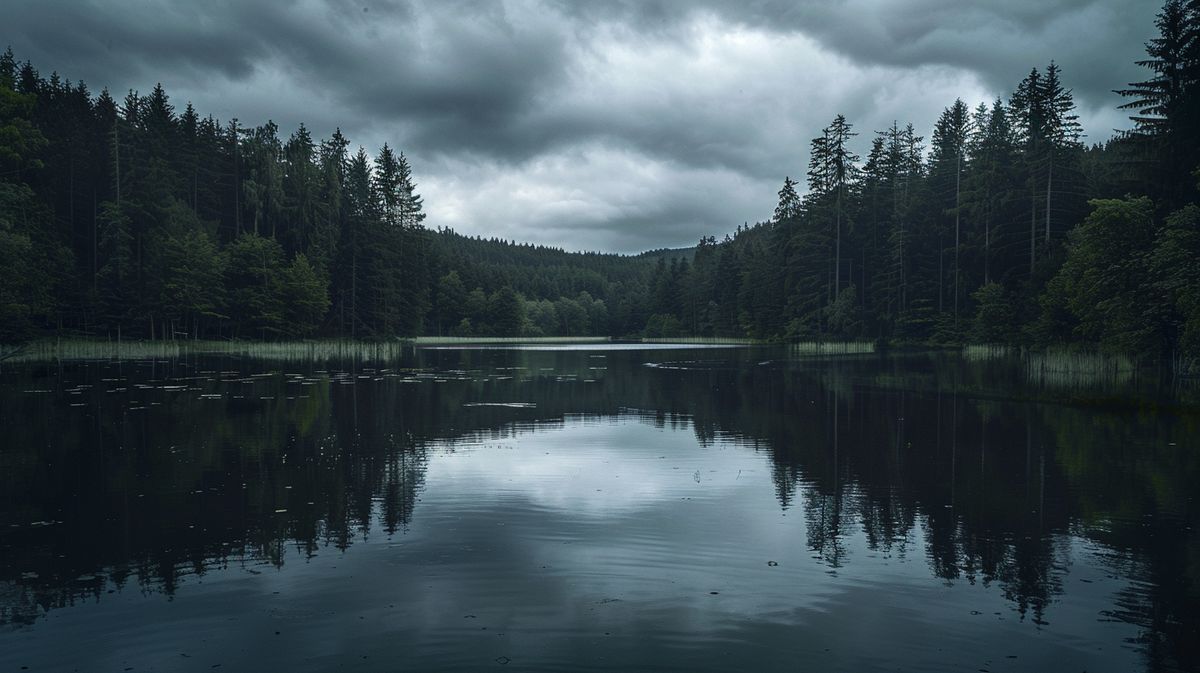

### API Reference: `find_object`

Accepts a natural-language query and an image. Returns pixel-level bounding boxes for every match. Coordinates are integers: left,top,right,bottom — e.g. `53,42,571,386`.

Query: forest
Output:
1,0,1198,362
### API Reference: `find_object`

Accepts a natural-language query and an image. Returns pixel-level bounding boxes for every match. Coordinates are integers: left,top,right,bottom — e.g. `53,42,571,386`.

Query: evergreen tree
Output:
241,121,284,238
1117,0,1200,208
95,201,135,328
1011,67,1046,274
396,151,425,230
489,286,524,337
280,253,330,337
433,270,467,335
283,124,319,255
148,206,224,339
1040,62,1084,246
964,99,1018,287
930,99,972,326
224,233,286,338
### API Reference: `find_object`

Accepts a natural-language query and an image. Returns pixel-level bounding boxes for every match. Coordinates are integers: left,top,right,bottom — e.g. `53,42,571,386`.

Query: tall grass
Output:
411,336,612,345
959,343,1147,389
8,336,770,363
791,341,875,355
641,337,761,345
1025,350,1137,389
960,344,1013,361
5,338,411,363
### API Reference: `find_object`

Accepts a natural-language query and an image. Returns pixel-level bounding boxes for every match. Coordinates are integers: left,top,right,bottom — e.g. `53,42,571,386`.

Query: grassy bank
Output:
1,335,776,364
0,339,411,364
410,336,613,345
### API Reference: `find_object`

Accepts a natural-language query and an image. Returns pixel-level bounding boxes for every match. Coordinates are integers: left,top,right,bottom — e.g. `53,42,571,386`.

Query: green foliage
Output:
0,83,45,173
1029,273,1074,345
280,253,330,337
0,202,36,340
433,271,467,335
644,313,683,338
1151,205,1200,357
972,282,1018,343
464,288,488,332
1116,0,1200,208
148,206,225,337
225,233,286,337
523,299,557,337
1044,198,1163,354
95,201,136,327
488,286,524,337
826,285,861,337
553,296,589,336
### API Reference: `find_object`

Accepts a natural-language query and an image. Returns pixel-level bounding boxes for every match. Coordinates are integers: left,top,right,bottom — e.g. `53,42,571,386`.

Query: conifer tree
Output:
1117,0,1200,207
930,99,972,324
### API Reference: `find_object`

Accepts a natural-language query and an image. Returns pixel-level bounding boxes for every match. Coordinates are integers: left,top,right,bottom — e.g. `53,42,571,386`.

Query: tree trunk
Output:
835,185,841,299
954,149,961,327
92,190,98,294
114,123,120,207
1029,186,1036,275
1045,153,1053,244
234,124,241,235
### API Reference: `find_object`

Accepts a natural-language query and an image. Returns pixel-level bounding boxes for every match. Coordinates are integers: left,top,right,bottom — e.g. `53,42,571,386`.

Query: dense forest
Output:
1,0,1198,360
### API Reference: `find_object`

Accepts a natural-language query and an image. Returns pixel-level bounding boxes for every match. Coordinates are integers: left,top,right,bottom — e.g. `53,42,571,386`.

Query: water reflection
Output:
0,347,1196,672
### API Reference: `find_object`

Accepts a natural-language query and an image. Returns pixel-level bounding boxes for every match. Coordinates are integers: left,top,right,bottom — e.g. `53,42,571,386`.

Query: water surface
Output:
1,346,1197,672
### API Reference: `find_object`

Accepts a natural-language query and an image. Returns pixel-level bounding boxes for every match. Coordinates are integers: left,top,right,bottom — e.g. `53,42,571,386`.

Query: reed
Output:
960,344,1013,361
790,341,875,355
410,336,612,345
5,338,412,363
1024,349,1138,389
640,337,761,345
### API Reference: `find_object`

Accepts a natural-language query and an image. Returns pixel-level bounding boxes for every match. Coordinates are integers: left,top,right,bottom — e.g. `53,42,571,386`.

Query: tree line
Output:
638,0,1200,364
1,0,1198,359
0,48,436,341
0,44,686,342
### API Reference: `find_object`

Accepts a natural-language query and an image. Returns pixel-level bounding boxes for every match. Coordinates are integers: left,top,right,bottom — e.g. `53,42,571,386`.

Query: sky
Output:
5,0,1161,253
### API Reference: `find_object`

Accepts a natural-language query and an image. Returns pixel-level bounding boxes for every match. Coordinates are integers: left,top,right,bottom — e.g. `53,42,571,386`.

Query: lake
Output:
1,345,1197,672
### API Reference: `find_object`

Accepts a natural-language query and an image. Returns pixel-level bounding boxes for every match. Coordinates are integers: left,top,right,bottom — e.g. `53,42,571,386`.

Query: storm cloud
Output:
5,0,1159,252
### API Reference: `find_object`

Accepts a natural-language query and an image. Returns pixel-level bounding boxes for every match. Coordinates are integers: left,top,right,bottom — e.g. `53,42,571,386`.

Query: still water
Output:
0,346,1197,672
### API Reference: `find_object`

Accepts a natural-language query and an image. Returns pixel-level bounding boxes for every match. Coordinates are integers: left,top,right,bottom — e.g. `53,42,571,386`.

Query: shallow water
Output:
0,346,1197,672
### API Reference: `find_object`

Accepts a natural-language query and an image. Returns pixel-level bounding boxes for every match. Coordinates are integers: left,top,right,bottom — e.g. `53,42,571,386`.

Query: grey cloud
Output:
551,0,1156,112
7,0,1154,156
3,0,1165,252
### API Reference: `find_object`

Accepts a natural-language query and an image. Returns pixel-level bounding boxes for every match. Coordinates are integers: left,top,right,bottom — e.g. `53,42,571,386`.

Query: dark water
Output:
1,346,1197,672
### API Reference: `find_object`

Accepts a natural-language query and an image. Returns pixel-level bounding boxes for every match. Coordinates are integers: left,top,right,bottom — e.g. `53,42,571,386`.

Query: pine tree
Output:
1041,62,1083,246
930,99,972,325
396,151,425,230
283,124,319,255
95,201,135,328
374,143,403,227
341,147,376,335
241,121,283,238
178,102,201,212
804,116,860,321
1011,68,1045,274
313,128,349,272
1117,0,1200,207
774,176,801,223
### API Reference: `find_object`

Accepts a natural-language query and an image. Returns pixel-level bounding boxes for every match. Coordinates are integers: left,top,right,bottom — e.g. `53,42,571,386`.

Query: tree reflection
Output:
0,347,1195,670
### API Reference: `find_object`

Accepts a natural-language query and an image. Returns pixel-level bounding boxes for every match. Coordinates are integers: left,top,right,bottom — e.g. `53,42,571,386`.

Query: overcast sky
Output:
6,0,1160,252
